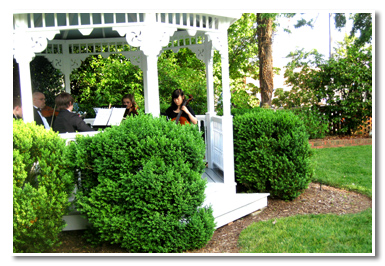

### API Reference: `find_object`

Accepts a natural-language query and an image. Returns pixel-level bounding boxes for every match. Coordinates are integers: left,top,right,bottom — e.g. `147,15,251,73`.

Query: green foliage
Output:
334,13,372,47
67,114,215,252
214,13,261,113
30,56,65,107
70,54,144,117
13,119,74,253
233,110,313,200
276,48,326,108
238,208,372,253
285,107,329,139
281,38,372,135
158,49,207,114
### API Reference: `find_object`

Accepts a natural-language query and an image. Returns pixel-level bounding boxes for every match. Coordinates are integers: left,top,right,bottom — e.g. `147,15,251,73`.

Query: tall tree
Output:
256,13,275,107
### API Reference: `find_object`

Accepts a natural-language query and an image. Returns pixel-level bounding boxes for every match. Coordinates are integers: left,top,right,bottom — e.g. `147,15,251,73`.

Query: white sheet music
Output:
108,108,126,126
93,109,112,126
93,108,126,126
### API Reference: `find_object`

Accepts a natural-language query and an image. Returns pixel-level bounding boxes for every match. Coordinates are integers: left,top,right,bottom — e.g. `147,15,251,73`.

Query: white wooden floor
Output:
201,167,269,229
62,167,269,231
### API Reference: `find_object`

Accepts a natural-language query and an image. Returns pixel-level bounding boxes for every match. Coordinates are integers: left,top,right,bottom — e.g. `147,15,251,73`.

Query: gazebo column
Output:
209,31,236,193
13,14,57,123
16,57,34,123
141,52,161,116
117,13,175,117
203,38,215,169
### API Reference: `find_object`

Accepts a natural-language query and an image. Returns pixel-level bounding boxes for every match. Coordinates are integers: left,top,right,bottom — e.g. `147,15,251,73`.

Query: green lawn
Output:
312,145,372,198
238,208,372,253
238,145,373,253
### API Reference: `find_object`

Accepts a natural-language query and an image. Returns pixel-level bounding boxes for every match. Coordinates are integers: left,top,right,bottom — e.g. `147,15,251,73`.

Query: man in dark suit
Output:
53,92,94,133
32,91,51,129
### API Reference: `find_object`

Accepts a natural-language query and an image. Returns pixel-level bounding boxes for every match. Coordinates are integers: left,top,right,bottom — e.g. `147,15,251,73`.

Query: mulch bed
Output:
48,136,372,254
51,182,372,253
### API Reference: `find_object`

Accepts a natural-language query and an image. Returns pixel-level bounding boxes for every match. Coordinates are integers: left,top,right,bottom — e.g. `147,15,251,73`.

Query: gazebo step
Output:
202,192,269,229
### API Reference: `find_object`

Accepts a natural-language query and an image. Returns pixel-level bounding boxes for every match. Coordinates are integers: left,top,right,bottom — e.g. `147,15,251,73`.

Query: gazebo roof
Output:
14,12,241,41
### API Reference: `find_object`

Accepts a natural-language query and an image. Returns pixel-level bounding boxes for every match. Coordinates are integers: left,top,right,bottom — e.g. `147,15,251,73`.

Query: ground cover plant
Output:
238,145,372,253
13,119,74,253
67,114,215,253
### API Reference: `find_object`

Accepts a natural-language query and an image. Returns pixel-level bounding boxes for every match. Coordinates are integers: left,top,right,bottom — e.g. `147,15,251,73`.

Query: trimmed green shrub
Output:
68,114,215,252
233,110,314,200
286,107,329,139
13,119,74,253
232,107,328,139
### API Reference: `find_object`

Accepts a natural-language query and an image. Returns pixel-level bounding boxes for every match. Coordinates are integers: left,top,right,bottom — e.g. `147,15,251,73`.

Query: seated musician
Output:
165,89,197,125
53,92,94,133
122,93,138,117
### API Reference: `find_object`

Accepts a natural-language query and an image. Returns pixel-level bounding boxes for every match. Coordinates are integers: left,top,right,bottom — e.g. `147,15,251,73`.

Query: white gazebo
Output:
13,12,269,229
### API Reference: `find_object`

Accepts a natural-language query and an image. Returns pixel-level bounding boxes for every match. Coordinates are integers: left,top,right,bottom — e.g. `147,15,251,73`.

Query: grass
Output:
312,145,372,198
238,208,372,253
238,145,373,253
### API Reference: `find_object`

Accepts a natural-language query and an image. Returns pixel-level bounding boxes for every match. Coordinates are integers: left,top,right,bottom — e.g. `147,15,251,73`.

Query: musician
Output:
53,92,94,133
13,97,23,120
32,91,51,129
165,89,197,125
122,94,138,117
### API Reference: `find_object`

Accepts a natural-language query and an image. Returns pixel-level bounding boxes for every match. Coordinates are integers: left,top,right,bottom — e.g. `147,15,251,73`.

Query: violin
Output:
41,105,59,118
172,94,194,125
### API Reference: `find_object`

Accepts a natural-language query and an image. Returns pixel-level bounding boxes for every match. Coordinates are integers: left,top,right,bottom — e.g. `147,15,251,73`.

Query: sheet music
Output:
107,108,126,126
93,109,112,126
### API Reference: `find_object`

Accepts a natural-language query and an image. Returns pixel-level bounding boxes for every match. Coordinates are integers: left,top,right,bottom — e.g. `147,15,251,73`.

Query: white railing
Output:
58,130,100,145
196,115,207,162
211,116,223,171
73,115,224,171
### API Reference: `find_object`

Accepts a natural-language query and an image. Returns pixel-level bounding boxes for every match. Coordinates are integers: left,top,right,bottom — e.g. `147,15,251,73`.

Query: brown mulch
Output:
309,135,371,142
51,182,372,253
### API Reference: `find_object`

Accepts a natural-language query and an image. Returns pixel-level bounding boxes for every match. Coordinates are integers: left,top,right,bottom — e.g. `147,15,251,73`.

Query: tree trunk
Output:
257,14,274,107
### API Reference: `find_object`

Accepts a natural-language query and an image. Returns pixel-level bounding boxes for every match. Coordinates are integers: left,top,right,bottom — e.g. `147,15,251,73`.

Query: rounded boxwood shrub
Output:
13,119,74,253
68,114,215,252
233,110,314,200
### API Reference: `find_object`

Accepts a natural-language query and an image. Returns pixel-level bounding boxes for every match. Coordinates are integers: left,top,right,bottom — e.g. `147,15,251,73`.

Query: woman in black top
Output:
165,89,197,125
122,93,138,117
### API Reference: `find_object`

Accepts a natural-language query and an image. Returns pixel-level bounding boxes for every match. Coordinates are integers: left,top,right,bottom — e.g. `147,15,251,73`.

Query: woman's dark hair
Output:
55,92,74,111
122,93,137,107
170,89,185,111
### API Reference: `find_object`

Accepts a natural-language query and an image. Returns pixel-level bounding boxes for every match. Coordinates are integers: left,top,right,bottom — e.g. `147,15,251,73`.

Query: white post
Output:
220,31,236,193
204,38,215,168
62,43,72,93
120,13,175,117
141,52,160,117
14,14,35,123
17,58,34,123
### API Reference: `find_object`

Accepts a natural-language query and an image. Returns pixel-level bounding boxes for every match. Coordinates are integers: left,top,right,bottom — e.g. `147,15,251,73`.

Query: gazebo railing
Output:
211,116,224,171
81,115,224,171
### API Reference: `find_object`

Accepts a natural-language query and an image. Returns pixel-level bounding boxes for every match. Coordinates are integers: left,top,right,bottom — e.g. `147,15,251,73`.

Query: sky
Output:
270,13,354,91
